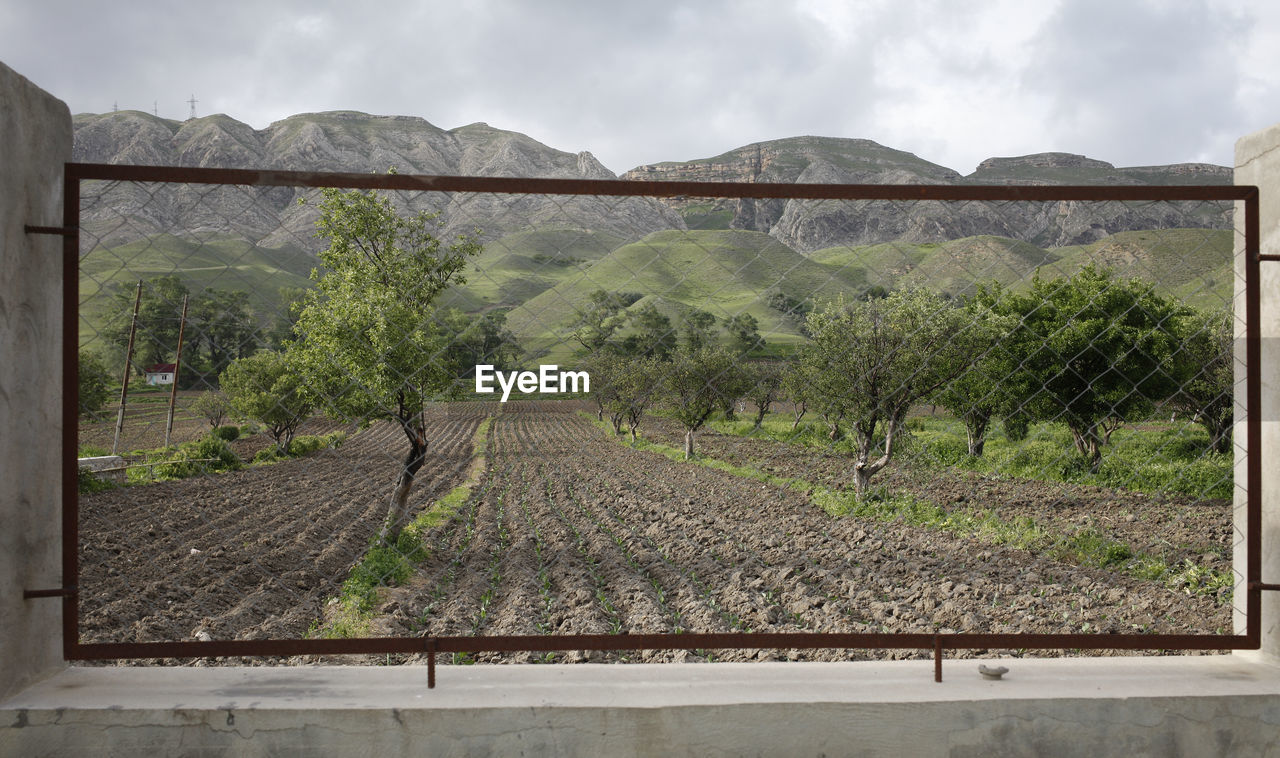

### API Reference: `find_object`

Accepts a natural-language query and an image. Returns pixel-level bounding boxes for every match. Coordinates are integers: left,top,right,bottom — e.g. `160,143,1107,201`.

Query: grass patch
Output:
310,416,493,639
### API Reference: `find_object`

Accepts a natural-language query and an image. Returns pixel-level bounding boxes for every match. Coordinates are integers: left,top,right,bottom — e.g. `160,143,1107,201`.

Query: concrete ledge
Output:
3,657,1279,757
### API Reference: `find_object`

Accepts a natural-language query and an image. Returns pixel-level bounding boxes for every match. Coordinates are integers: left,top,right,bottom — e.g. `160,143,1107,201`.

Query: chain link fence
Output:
65,164,1260,681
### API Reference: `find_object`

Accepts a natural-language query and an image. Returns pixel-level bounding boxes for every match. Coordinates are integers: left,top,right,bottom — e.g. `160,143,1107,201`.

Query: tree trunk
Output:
1206,416,1232,454
852,465,873,497
1069,424,1104,473
791,403,806,431
381,429,427,545
965,411,989,457
684,429,695,460
752,401,769,431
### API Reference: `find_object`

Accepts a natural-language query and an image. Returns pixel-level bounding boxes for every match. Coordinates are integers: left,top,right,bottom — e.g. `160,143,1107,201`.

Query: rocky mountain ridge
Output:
72,110,1232,253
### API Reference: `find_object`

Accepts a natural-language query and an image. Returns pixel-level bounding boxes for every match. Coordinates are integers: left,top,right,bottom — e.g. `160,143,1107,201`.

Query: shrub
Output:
152,436,241,479
212,425,241,442
77,466,118,494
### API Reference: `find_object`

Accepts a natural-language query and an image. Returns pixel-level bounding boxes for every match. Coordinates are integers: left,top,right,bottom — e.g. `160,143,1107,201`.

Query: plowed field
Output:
77,402,1231,666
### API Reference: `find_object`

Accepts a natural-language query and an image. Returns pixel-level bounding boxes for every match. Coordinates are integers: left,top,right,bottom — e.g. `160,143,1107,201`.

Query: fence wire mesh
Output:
68,165,1254,671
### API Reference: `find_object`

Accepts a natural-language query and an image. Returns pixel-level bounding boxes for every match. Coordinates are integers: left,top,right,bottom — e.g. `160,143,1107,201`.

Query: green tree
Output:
1002,265,1183,471
932,286,1019,457
804,289,992,495
191,390,232,429
572,290,633,353
220,351,313,454
724,313,764,356
581,351,626,426
604,355,663,441
621,302,677,359
191,288,257,381
290,186,480,542
1167,308,1233,454
662,345,741,459
744,361,784,431
438,308,522,394
682,309,718,351
109,275,189,371
78,350,113,419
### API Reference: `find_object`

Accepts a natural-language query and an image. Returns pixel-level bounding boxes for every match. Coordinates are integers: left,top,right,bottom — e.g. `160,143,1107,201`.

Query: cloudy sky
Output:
4,0,1278,175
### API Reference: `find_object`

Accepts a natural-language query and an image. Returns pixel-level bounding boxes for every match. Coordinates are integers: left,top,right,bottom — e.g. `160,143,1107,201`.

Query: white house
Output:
144,363,176,386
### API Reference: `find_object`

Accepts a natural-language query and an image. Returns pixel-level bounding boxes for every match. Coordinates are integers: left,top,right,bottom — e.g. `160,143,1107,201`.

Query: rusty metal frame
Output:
51,162,1264,685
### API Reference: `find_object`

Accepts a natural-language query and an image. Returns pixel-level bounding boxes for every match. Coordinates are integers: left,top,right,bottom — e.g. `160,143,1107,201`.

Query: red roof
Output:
146,363,177,373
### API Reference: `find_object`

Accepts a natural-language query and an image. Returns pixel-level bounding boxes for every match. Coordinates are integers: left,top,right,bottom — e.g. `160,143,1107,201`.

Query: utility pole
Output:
112,281,143,455
164,295,190,449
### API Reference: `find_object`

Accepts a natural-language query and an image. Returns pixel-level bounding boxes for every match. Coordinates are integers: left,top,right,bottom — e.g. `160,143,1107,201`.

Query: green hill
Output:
504,229,866,363
811,229,1232,307
80,225,1233,368
436,227,627,311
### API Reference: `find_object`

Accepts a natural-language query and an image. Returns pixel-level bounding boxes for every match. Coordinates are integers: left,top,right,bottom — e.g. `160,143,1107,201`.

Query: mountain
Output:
72,111,1234,360
72,110,681,251
622,138,1232,252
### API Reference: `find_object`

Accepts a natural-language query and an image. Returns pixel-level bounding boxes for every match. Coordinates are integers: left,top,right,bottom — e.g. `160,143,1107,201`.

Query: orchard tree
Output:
1167,308,1233,453
572,290,635,353
290,186,480,543
932,285,1020,457
787,341,854,441
191,390,232,429
220,351,313,454
582,351,626,426
610,355,664,442
1003,265,1183,471
662,344,740,459
744,361,784,431
804,289,993,495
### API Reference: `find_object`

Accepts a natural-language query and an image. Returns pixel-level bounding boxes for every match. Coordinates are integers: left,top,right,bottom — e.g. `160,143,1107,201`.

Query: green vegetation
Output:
79,235,314,356
220,351,314,455
506,229,864,363
290,186,481,543
78,350,113,419
799,289,996,494
902,415,1232,500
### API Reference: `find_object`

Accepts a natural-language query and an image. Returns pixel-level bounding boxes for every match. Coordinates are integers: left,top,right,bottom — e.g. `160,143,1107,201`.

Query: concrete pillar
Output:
0,61,72,700
1234,125,1280,660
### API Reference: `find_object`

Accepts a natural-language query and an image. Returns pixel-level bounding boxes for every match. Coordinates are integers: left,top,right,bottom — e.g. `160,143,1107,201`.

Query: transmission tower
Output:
188,95,198,120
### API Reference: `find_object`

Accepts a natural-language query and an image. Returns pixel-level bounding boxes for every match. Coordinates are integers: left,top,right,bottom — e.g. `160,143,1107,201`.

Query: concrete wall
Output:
1234,123,1280,658
0,61,71,701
